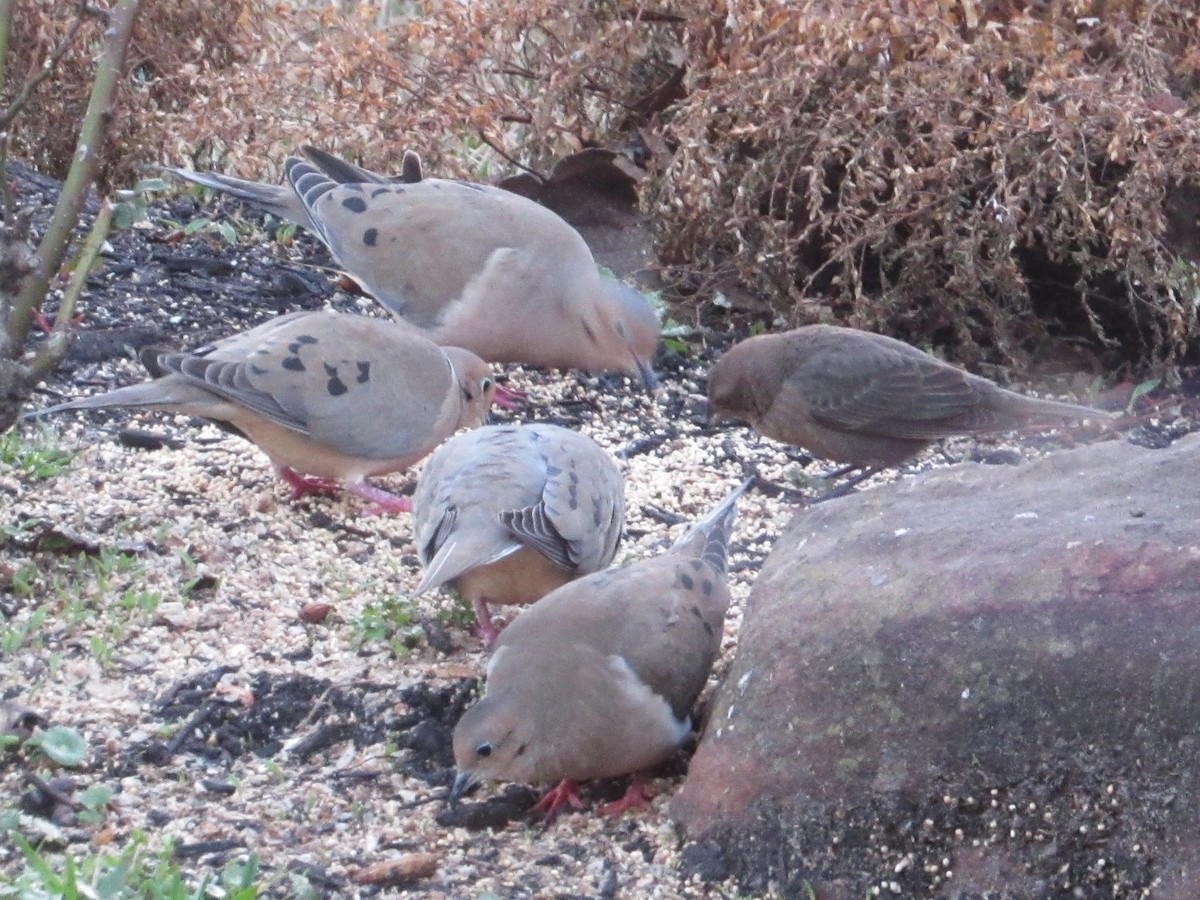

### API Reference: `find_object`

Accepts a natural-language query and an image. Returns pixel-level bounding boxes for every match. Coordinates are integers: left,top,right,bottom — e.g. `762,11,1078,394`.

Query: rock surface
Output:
673,432,1200,898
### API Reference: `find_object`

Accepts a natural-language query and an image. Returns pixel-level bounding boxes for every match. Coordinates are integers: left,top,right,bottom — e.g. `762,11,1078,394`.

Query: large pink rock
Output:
674,432,1200,898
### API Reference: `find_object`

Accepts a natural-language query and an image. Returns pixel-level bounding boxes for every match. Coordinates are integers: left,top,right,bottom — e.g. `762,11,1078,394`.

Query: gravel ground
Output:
2,163,1189,897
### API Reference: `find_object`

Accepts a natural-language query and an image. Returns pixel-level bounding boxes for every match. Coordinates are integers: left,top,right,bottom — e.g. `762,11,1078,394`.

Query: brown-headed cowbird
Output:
707,325,1108,468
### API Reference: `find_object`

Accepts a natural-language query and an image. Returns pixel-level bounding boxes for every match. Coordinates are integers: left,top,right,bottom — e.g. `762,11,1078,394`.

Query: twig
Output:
172,839,247,859
627,9,686,23
498,64,537,80
396,792,447,810
10,0,139,351
475,131,540,178
30,201,112,377
22,772,83,810
642,503,687,526
164,699,218,757
617,432,670,459
329,768,385,781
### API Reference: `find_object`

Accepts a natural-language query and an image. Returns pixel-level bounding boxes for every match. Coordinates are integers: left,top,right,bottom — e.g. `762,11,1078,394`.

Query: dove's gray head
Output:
590,278,660,391
451,694,540,795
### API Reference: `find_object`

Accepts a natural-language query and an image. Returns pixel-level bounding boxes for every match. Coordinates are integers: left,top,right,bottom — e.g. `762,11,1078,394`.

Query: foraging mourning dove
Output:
283,157,660,386
166,151,660,384
162,145,424,233
450,478,750,821
707,325,1110,470
411,423,625,645
31,311,496,514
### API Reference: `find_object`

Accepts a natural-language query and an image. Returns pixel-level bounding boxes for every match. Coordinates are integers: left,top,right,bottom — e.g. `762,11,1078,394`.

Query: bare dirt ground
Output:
3,161,1197,897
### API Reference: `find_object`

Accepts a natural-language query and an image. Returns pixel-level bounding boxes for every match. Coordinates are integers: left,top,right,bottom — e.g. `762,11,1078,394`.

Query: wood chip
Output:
348,852,440,886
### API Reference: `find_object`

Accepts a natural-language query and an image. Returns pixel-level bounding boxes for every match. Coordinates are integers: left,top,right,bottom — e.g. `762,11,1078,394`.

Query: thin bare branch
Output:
475,131,540,177
10,0,140,352
29,200,112,378
0,0,99,132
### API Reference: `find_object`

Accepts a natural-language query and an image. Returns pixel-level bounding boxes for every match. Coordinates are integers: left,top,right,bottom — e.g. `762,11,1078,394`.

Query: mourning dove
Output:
284,157,659,385
30,311,496,513
411,423,625,645
165,151,660,384
707,325,1110,470
450,478,750,820
162,146,423,232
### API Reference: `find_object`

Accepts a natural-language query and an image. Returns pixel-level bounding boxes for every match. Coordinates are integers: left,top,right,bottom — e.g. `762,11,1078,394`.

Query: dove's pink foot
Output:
31,309,85,332
493,384,527,410
473,597,499,647
276,466,340,500
345,481,413,515
531,779,584,822
598,777,653,817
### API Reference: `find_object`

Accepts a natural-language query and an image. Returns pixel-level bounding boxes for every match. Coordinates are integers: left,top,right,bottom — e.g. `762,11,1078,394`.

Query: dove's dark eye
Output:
480,377,494,394
476,742,492,758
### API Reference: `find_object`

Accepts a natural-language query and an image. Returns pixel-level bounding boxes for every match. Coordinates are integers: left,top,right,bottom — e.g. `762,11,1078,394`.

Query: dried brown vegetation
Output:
7,0,1200,369
6,1,257,186
651,0,1200,369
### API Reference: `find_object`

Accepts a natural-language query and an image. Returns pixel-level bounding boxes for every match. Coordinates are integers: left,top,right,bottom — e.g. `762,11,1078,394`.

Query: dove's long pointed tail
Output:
412,533,524,597
24,381,213,420
300,145,394,185
160,165,307,227
671,476,754,574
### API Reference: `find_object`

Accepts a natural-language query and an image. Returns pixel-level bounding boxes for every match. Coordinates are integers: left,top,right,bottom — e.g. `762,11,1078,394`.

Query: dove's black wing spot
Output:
322,362,348,396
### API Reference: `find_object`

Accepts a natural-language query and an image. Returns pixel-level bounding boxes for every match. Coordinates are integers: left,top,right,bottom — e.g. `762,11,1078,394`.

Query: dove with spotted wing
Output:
31,311,496,513
161,146,423,232
282,157,658,385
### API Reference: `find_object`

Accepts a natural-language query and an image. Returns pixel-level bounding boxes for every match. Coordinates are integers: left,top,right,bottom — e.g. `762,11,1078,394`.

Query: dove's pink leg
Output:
531,779,583,822
276,466,340,499
598,776,653,817
473,597,499,647
31,309,84,332
344,481,413,515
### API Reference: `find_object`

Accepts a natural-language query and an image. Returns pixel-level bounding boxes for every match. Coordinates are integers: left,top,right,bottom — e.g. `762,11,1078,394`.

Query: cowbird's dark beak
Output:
704,402,741,429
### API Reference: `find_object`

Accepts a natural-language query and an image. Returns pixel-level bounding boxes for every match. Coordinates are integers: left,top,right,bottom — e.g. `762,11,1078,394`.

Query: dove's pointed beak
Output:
450,770,478,804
